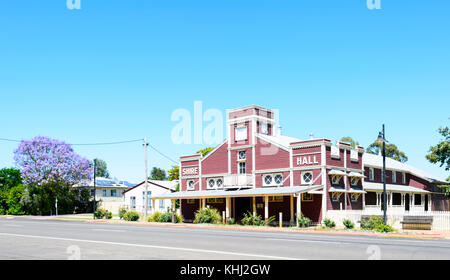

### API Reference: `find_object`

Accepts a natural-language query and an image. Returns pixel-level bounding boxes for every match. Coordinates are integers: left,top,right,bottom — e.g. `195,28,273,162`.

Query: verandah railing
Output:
326,210,450,230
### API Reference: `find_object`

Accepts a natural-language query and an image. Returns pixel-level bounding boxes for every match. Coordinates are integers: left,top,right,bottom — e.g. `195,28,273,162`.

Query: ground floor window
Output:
302,193,313,202
159,200,165,210
392,193,402,205
268,196,283,203
207,198,225,204
365,192,377,205
414,194,422,205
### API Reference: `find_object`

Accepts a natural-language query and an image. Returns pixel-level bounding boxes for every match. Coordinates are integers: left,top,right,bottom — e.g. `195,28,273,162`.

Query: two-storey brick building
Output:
155,105,449,224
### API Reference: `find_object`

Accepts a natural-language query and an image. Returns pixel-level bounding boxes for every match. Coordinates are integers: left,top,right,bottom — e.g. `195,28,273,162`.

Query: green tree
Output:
426,127,450,171
197,147,214,157
438,177,450,199
93,158,111,178
168,166,179,181
366,142,408,163
0,168,23,215
340,137,360,148
0,168,22,191
150,167,167,181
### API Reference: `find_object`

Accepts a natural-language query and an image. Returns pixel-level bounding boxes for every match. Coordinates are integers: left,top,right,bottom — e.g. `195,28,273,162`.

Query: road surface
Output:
0,217,449,260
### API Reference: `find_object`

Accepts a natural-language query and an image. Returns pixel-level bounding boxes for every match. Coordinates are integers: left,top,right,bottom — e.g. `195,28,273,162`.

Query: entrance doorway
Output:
234,197,252,223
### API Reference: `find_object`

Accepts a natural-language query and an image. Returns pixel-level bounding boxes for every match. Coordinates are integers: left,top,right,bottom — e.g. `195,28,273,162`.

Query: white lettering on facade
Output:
182,167,199,176
296,155,319,166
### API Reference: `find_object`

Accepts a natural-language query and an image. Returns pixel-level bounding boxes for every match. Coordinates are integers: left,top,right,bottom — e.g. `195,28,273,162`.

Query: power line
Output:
0,137,144,146
0,137,179,165
147,142,179,165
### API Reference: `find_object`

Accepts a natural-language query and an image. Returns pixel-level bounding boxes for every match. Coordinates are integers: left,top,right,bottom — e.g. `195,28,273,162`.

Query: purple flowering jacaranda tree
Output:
13,136,93,188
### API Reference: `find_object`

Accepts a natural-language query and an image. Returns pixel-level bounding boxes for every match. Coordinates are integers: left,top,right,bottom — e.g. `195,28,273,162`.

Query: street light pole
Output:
144,137,149,219
376,124,387,225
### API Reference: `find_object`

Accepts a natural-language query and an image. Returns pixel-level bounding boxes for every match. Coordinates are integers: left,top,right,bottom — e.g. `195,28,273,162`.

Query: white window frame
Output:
159,199,165,210
369,168,374,181
260,122,268,134
331,146,340,159
350,150,358,162
392,171,396,183
187,180,195,191
235,126,248,142
301,171,313,185
207,178,216,189
238,150,246,161
262,173,283,186
263,174,274,186
206,178,224,190
238,162,246,174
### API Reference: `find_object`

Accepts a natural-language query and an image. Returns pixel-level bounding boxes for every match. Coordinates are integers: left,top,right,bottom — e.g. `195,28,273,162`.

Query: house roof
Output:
123,180,179,194
363,182,430,193
363,153,447,184
73,177,135,188
256,133,303,150
152,185,323,199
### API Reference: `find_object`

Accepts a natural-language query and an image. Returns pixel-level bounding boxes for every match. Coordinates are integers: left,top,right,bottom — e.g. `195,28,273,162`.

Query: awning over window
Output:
363,182,430,193
328,169,346,176
348,171,365,178
328,186,346,193
348,187,366,194
152,185,323,199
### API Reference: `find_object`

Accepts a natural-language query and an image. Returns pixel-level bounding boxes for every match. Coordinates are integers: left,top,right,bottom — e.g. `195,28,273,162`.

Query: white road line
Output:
0,232,301,260
92,229,126,233
266,238,344,245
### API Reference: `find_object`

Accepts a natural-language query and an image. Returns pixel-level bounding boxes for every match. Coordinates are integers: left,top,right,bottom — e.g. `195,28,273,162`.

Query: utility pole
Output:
144,137,149,219
93,160,97,220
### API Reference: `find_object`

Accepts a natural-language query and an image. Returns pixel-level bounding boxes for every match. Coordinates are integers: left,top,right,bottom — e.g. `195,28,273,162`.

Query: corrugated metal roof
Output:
363,182,430,193
152,185,322,199
363,153,446,183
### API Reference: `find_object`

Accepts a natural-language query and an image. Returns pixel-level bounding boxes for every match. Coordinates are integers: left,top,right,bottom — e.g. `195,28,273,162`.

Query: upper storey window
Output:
331,146,340,159
238,151,246,161
392,171,397,183
350,150,358,162
235,126,248,141
260,122,268,134
369,168,374,181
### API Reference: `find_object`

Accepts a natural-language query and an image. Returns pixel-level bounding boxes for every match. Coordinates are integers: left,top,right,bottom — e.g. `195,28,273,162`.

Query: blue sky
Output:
0,0,449,183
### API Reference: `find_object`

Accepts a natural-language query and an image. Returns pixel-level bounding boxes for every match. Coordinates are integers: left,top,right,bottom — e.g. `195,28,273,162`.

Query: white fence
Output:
326,210,450,231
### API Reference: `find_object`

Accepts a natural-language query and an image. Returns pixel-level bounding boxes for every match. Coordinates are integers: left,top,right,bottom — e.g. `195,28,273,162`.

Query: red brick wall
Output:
326,147,345,167
254,138,290,170
201,141,228,175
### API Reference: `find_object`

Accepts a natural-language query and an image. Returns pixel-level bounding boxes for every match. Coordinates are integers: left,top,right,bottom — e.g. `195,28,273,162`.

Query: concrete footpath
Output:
86,219,450,240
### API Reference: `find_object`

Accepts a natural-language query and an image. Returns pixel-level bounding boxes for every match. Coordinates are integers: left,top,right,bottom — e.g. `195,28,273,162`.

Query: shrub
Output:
118,208,127,220
227,218,236,225
123,211,140,222
147,211,163,222
297,216,311,228
361,216,384,230
147,211,183,223
343,219,354,229
323,218,336,228
158,212,172,223
94,208,106,219
374,223,395,233
106,211,112,220
194,208,222,224
241,212,275,226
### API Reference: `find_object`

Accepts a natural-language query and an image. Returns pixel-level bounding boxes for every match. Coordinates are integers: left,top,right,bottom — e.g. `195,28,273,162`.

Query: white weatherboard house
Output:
123,180,179,214
73,177,135,214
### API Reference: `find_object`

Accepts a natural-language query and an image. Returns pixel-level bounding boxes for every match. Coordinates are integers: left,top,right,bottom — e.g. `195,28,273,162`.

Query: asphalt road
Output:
0,217,449,260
